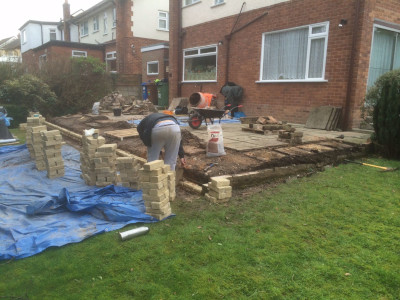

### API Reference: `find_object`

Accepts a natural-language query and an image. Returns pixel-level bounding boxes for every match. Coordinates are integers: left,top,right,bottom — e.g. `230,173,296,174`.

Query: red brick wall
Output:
22,45,104,71
141,47,169,83
169,0,400,129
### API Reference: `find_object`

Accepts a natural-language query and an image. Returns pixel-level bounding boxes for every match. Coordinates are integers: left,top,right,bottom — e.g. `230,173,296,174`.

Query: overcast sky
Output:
0,0,101,39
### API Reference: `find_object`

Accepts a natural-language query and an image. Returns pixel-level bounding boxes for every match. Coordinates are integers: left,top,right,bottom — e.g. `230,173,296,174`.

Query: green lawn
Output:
0,157,399,299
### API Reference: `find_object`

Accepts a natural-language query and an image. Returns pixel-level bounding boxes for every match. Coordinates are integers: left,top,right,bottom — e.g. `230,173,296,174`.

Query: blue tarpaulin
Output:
0,144,160,260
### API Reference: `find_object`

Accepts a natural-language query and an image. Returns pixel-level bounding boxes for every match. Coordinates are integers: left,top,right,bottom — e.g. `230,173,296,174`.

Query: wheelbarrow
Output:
188,105,242,129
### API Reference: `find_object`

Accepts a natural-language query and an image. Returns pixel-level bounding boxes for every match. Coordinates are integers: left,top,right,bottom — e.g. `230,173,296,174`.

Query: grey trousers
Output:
148,124,181,170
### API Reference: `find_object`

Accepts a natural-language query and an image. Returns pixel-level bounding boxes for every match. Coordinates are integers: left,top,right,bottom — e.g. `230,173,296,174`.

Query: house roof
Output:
19,20,61,31
0,38,20,50
71,0,114,24
0,37,13,46
31,40,105,52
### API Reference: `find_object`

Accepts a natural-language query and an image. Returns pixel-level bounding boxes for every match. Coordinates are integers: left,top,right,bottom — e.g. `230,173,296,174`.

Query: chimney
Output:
63,0,71,42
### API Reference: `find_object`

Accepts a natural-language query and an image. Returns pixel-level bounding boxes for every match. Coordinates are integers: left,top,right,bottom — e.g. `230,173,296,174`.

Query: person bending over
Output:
137,113,185,170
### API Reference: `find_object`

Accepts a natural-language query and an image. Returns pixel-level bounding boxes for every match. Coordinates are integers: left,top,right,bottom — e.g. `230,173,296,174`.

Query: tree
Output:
365,69,400,158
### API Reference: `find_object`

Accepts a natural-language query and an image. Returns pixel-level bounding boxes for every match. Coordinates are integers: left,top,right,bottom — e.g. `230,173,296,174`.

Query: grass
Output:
0,157,399,299
0,128,26,146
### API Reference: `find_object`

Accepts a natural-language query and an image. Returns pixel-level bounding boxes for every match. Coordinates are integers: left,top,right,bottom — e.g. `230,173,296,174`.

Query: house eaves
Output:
32,40,105,52
70,0,114,24
1,39,21,50
19,20,61,30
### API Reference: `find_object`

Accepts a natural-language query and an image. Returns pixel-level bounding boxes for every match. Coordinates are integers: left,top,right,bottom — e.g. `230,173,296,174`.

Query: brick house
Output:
168,0,400,130
19,0,169,99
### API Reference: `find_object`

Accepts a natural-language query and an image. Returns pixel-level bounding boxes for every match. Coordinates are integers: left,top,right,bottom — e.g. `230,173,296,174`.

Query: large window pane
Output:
308,38,325,78
263,28,308,80
368,27,399,88
184,55,216,81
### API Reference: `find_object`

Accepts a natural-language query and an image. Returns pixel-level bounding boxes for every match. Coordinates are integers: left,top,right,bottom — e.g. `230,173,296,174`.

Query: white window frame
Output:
49,28,57,41
183,0,200,7
93,16,99,32
72,50,87,58
21,30,27,44
80,21,89,37
106,51,117,72
214,0,225,6
147,61,159,75
259,21,329,83
183,44,218,82
104,12,108,34
158,11,169,31
112,8,117,28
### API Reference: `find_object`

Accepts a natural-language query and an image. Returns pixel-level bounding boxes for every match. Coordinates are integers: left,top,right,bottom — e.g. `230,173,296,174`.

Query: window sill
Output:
93,30,99,33
256,79,328,83
157,28,169,32
211,2,225,8
182,80,217,83
80,34,89,38
183,1,201,8
147,73,159,76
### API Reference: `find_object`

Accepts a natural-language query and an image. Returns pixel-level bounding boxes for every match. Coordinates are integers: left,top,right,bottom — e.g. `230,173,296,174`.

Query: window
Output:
49,29,56,41
214,0,224,5
158,11,169,31
72,50,87,57
93,16,99,32
147,61,159,75
80,21,89,37
183,0,200,6
260,22,329,81
104,13,108,34
106,51,117,72
183,45,217,81
112,8,117,28
367,25,400,88
21,30,27,44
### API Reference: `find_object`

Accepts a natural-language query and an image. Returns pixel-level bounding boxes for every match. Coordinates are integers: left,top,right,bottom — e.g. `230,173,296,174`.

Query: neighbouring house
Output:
168,0,400,130
19,0,169,99
0,37,21,62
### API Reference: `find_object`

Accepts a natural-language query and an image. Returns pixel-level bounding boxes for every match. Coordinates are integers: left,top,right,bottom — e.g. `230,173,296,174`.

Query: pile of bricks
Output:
26,116,46,159
242,116,293,135
116,156,142,189
94,143,117,187
30,125,48,171
138,160,173,220
41,130,64,178
80,130,106,185
205,177,232,203
278,130,303,145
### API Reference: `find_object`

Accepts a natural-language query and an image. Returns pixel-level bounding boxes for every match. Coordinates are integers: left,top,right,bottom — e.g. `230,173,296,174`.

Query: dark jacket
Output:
137,113,185,158
220,83,243,107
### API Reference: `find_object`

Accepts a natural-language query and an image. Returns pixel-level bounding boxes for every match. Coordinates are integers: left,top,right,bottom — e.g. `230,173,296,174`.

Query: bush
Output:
1,104,28,128
38,56,112,115
0,62,24,85
0,74,57,120
365,69,400,158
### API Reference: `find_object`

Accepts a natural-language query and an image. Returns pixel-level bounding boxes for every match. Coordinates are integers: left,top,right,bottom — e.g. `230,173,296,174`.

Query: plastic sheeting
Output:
0,144,160,260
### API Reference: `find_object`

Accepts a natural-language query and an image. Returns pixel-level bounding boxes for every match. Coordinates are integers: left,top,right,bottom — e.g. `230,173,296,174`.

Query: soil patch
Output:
50,114,365,187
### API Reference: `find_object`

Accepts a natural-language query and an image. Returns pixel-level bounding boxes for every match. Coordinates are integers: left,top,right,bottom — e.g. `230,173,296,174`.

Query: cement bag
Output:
92,102,100,115
206,124,226,157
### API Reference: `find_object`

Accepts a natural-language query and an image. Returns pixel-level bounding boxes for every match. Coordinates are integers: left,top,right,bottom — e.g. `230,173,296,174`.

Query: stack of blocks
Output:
80,130,105,185
278,130,303,145
205,177,232,203
94,143,117,187
41,130,64,178
116,156,142,189
138,160,173,220
30,125,48,171
26,116,46,158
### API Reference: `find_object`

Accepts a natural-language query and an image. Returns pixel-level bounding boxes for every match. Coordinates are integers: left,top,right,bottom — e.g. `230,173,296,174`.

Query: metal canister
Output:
119,226,149,241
